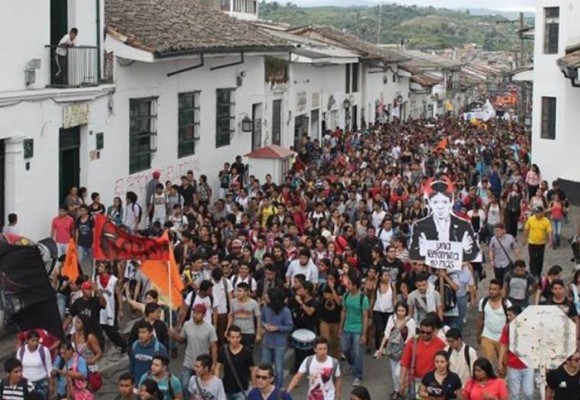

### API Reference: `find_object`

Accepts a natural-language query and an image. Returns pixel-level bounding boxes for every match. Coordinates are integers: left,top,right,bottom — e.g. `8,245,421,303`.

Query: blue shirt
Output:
130,338,168,384
261,306,293,348
139,372,183,400
52,354,88,396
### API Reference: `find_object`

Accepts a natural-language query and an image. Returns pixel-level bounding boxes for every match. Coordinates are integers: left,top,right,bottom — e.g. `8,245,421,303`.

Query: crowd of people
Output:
2,115,580,400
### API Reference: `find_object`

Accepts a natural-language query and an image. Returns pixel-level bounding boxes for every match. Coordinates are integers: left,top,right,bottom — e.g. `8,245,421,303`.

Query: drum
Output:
290,329,316,350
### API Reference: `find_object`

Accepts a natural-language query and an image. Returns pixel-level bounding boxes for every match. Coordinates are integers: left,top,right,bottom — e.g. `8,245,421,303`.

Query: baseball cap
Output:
81,281,93,290
192,303,207,315
533,206,544,213
152,170,161,179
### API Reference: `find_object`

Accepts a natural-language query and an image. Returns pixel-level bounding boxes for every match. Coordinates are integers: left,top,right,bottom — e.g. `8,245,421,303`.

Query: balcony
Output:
45,45,100,88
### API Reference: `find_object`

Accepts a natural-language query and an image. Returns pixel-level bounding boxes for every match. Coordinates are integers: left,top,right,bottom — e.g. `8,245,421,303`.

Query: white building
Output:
532,0,580,199
0,0,113,238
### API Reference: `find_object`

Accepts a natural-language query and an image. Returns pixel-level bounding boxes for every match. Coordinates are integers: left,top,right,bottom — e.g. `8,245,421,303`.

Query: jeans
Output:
261,346,286,387
341,331,363,380
241,333,256,350
32,378,49,400
56,242,68,258
389,358,401,392
551,219,563,247
456,294,469,331
507,366,534,400
528,243,546,278
56,292,68,320
181,366,195,398
227,391,248,400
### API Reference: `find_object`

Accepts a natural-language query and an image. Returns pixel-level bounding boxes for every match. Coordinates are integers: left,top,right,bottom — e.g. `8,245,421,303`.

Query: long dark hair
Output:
266,288,286,315
472,357,497,380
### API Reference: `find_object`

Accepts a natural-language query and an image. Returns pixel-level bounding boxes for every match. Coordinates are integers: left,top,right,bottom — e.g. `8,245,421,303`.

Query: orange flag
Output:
140,232,184,309
435,137,448,151
62,239,79,282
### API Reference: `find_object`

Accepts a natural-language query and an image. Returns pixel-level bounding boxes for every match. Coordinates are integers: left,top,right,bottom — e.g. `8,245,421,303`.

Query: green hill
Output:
258,2,533,51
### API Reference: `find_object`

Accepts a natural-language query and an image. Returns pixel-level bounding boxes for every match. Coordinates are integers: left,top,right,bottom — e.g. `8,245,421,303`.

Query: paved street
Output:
83,209,579,399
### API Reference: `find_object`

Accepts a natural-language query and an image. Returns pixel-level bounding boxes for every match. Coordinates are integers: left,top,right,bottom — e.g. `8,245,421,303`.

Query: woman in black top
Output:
419,350,462,400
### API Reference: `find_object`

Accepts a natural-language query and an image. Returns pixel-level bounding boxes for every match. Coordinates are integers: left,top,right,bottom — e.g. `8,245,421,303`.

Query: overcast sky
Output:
286,0,536,11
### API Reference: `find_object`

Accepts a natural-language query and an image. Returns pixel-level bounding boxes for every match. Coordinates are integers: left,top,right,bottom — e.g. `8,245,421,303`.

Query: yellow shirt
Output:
525,216,552,244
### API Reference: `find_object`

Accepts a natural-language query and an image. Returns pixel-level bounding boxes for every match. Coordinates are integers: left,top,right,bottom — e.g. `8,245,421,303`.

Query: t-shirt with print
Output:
420,370,462,400
541,297,579,319
407,289,442,322
546,364,580,400
343,291,369,334
504,271,536,307
230,298,261,334
298,356,341,400
188,375,226,400
76,217,93,248
318,283,344,323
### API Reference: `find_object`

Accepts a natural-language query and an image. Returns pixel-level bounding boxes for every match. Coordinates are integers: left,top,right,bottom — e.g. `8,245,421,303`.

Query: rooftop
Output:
245,145,296,159
105,0,290,57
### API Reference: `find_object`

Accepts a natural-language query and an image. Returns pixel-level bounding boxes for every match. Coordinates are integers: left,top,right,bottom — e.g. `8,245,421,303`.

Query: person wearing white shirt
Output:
17,331,52,398
55,28,78,85
285,249,319,287
445,328,477,385
287,337,342,400
2,213,19,236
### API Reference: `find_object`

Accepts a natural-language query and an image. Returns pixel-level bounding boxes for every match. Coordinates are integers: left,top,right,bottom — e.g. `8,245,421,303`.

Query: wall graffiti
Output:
113,159,200,200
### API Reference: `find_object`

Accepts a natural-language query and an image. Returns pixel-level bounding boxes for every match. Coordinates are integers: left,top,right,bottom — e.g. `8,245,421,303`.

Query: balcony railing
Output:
45,45,100,88
232,0,257,14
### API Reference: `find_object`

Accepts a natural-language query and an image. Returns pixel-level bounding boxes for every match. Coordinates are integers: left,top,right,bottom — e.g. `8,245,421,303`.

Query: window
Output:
544,7,560,54
345,64,351,94
272,99,282,145
216,89,235,148
352,63,359,92
178,91,200,158
541,97,556,139
129,98,157,173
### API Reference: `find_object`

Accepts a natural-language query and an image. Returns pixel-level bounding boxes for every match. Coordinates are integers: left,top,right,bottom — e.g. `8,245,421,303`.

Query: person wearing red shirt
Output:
51,206,75,257
398,318,446,397
498,306,533,400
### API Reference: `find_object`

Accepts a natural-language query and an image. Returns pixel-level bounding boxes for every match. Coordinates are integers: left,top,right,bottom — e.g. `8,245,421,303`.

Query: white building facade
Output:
532,0,580,199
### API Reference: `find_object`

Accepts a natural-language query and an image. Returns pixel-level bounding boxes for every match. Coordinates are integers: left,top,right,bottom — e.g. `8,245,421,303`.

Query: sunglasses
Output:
256,375,271,380
420,330,433,335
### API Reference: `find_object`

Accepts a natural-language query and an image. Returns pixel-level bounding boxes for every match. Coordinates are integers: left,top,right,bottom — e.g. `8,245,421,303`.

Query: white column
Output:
4,136,26,232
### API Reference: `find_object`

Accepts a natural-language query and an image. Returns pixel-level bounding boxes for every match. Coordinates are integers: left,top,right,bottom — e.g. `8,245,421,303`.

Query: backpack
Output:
435,276,457,312
481,296,508,322
344,292,367,310
18,345,49,375
447,345,473,373
146,372,175,399
304,355,339,381
232,275,255,291
385,317,410,360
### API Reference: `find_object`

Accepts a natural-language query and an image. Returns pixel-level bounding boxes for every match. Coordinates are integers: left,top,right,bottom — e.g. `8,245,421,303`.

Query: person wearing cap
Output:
169,302,218,398
409,180,480,264
523,206,552,278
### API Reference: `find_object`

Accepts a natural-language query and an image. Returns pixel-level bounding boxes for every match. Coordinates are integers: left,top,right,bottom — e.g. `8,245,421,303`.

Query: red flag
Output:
62,239,79,282
92,215,169,261
140,233,184,309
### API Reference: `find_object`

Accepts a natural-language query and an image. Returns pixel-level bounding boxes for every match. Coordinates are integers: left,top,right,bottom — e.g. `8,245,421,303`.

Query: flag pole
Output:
168,258,173,330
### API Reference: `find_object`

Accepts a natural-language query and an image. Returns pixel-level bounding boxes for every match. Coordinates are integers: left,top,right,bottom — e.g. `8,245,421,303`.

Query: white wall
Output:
532,0,580,183
0,0,50,91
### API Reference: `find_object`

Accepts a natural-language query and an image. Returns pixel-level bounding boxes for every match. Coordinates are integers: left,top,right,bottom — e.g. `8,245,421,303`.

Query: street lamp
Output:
241,115,253,132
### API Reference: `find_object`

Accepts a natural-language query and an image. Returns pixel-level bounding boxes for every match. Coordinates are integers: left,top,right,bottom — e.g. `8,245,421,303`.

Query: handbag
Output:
224,346,249,400
495,237,514,269
87,371,103,392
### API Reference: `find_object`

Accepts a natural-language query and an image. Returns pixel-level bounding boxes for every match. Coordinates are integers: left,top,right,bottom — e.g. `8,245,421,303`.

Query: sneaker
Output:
344,364,352,375
352,378,362,386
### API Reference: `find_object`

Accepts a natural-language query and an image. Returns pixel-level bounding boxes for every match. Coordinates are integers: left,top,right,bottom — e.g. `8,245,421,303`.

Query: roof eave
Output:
155,46,293,59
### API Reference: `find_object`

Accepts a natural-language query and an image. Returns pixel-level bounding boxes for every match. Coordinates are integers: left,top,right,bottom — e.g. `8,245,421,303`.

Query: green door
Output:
59,127,80,206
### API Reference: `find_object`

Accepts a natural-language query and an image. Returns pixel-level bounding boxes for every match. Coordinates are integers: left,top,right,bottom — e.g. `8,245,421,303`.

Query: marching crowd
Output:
2,115,580,400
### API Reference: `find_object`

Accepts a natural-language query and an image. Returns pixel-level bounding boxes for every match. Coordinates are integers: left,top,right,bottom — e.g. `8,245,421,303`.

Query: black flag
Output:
0,242,64,340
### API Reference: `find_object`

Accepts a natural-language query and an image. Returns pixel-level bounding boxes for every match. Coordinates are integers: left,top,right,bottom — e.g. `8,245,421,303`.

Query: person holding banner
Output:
409,180,481,268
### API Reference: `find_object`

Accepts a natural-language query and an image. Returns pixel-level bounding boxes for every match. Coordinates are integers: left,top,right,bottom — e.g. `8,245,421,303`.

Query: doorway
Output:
310,109,319,140
352,105,358,131
294,115,309,149
59,127,80,205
